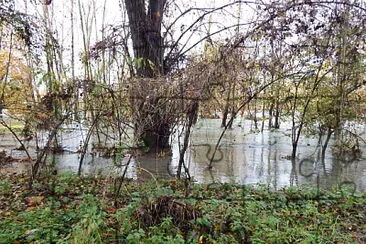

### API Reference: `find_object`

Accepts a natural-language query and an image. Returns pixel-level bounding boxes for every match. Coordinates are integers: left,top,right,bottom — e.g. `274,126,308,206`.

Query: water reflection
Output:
1,119,365,192
184,119,366,192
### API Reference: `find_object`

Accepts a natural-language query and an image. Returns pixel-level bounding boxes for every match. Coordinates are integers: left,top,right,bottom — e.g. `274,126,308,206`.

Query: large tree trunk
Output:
125,0,170,152
125,0,165,77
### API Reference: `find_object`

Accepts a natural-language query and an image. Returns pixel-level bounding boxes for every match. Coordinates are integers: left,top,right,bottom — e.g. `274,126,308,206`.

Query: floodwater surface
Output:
1,119,365,192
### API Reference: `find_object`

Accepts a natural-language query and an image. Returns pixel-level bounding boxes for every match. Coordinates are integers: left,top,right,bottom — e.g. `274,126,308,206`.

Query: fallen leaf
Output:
106,207,116,214
25,196,44,207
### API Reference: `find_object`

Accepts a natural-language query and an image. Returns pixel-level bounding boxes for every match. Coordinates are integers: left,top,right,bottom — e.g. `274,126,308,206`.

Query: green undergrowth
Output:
0,172,365,243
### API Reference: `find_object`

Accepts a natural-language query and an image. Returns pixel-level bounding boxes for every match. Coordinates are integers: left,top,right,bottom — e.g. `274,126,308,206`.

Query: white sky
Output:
15,0,255,56
9,0,258,84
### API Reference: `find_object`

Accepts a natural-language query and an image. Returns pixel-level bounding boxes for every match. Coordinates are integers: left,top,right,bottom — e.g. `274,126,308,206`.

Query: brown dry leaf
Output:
106,207,116,214
25,196,44,207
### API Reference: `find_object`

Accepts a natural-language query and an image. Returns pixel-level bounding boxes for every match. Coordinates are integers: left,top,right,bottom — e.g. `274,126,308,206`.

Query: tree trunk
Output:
125,0,170,152
125,0,165,77
0,99,3,116
268,101,274,129
274,99,280,129
221,89,230,128
321,128,333,161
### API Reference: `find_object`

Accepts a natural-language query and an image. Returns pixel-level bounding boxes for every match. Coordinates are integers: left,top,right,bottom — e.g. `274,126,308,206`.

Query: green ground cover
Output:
0,172,365,243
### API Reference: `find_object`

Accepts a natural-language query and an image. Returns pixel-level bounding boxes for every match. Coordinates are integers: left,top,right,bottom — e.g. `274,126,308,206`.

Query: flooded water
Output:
181,119,366,193
1,119,365,192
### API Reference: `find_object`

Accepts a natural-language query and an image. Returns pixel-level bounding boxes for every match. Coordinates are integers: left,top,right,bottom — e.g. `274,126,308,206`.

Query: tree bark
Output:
125,0,165,77
124,0,170,152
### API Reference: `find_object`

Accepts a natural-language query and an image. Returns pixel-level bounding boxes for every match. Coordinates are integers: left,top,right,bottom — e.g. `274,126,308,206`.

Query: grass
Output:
0,125,23,133
0,172,365,243
0,118,24,133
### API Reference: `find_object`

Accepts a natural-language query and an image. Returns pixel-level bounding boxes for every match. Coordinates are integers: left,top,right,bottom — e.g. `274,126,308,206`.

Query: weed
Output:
0,174,365,243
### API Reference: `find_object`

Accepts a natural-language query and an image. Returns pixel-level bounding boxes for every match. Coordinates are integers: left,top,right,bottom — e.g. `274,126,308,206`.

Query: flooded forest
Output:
1,0,366,243
1,0,366,191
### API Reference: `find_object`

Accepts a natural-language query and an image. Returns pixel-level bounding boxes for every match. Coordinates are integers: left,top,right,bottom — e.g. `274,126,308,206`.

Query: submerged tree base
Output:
0,172,365,243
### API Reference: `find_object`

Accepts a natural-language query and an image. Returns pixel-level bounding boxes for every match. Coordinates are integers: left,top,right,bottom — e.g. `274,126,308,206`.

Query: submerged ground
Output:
0,118,366,243
1,119,365,192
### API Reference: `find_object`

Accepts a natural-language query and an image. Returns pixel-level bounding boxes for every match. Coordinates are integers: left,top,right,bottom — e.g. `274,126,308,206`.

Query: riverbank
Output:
0,172,365,243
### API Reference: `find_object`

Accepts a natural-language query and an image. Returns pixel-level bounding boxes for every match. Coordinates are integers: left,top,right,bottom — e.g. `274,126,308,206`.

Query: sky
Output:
14,0,255,57
7,0,260,87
